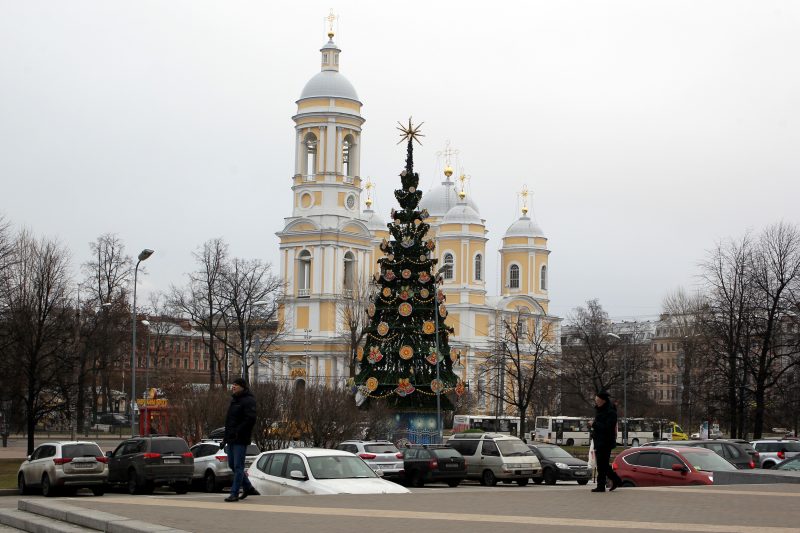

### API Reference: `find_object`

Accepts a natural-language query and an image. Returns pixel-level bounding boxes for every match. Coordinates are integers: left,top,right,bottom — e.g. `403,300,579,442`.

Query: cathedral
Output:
264,28,561,416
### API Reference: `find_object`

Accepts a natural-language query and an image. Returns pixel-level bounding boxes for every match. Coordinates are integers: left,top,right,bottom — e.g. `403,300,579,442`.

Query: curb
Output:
0,490,18,497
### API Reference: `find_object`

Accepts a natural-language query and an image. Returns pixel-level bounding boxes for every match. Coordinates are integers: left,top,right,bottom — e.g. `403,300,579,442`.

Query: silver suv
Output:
190,440,261,492
335,440,404,479
751,440,800,469
18,441,108,497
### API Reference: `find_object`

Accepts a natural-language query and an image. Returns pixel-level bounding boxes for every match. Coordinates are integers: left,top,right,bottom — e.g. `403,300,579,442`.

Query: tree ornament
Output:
426,348,443,365
437,290,446,302
422,321,436,335
420,209,430,220
356,346,364,361
384,270,396,281
398,302,413,316
455,380,466,396
401,236,414,248
399,345,414,360
439,303,447,317
380,238,389,252
366,377,379,392
382,287,392,298
387,253,395,261
418,271,431,283
367,303,376,317
368,346,383,364
398,286,412,301
377,322,390,336
420,254,427,261
425,239,435,250
373,272,381,282
395,378,415,397
430,379,444,394
401,269,412,279
419,288,430,299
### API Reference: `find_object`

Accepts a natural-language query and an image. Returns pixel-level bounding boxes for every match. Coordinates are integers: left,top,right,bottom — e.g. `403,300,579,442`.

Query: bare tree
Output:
1,231,75,453
337,276,372,378
295,384,363,448
478,309,558,438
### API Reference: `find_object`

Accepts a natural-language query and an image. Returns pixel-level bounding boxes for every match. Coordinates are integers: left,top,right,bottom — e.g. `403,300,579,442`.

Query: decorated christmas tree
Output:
354,120,465,411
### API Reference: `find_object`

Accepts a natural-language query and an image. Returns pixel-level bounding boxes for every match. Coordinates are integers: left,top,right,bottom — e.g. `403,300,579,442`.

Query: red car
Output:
613,446,736,487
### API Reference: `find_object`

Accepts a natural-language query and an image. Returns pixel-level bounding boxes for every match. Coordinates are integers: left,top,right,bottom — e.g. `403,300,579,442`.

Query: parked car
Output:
96,413,130,427
665,440,756,469
18,441,108,497
107,436,193,494
189,440,261,492
528,443,590,485
401,446,466,487
246,448,410,495
774,455,800,471
751,440,800,469
613,445,736,487
446,433,541,486
335,440,404,480
726,439,761,466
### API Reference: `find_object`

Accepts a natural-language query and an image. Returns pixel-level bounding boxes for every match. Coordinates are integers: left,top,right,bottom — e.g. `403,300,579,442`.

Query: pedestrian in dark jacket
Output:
221,377,257,502
590,390,623,492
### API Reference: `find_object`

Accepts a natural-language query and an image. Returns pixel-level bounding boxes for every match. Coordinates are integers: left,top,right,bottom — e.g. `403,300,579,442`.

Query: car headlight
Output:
555,462,569,470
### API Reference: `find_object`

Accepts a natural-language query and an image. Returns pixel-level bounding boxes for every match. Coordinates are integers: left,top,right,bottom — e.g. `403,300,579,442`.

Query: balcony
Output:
343,175,354,184
298,288,311,298
303,175,316,182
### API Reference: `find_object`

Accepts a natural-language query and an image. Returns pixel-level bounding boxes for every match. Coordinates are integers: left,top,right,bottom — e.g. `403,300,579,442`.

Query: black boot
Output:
224,494,239,502
591,486,605,493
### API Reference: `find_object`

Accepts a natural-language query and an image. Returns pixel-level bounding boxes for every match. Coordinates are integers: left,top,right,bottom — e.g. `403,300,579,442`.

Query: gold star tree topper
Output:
396,117,425,145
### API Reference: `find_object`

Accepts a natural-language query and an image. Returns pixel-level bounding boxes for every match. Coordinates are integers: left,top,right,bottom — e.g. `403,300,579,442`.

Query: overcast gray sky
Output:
2,0,798,319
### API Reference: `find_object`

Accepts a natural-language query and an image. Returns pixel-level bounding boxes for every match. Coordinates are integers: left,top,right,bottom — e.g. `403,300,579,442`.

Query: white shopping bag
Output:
587,438,596,469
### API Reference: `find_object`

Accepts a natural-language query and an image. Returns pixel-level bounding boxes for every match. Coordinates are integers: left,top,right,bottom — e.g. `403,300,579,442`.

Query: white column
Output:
294,130,302,175
318,126,326,174
314,245,324,296
352,133,361,178
326,120,337,174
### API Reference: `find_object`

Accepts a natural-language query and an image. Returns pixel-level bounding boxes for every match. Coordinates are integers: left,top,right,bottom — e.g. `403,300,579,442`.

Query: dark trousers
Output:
595,446,621,489
228,444,253,496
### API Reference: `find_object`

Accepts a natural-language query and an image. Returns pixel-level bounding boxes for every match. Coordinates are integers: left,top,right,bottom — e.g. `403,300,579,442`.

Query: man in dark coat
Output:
221,377,257,502
590,390,623,492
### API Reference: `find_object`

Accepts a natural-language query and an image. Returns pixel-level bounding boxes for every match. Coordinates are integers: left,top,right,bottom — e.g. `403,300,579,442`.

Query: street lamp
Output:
131,248,153,436
243,300,269,382
434,264,448,444
141,319,151,435
607,332,627,446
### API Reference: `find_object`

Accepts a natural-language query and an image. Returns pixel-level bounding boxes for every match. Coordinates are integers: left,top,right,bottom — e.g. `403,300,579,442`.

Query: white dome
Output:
362,209,387,232
442,203,482,225
419,181,480,217
299,70,360,102
504,216,545,238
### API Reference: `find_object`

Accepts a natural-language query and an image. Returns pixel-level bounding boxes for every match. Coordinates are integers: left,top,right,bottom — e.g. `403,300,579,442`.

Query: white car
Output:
246,448,410,496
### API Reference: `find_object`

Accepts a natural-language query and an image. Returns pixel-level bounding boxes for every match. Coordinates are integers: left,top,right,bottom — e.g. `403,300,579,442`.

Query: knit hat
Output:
596,390,611,402
232,377,249,389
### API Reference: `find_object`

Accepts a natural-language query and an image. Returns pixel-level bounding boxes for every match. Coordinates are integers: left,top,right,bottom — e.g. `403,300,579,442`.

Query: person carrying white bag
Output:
588,437,597,483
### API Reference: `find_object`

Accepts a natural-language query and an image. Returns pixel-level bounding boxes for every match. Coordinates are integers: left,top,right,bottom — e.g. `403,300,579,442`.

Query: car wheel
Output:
41,474,55,497
91,486,106,496
127,469,141,495
204,471,218,493
543,468,557,485
446,479,461,487
577,479,589,485
631,438,640,447
622,480,636,487
532,477,543,484
482,470,497,487
566,438,574,446
516,478,529,487
763,462,775,469
18,474,30,495
174,482,189,495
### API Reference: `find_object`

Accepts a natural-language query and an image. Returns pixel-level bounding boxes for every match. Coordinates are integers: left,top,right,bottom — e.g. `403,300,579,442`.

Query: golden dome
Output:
444,165,453,178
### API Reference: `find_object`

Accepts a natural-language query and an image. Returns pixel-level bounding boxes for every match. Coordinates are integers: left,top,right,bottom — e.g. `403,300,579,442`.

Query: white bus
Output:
616,418,659,447
533,416,592,446
452,415,524,436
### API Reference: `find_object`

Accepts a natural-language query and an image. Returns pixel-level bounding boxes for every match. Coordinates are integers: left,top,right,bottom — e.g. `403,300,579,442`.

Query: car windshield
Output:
364,444,399,454
62,444,102,459
776,457,800,471
150,439,189,454
432,448,461,459
681,450,736,472
497,440,534,457
308,456,378,479
537,446,572,459
246,445,260,455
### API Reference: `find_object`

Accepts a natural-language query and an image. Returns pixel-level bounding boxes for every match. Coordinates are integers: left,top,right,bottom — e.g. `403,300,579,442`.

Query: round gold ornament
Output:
398,302,413,317
382,287,392,298
356,346,364,361
377,322,389,336
399,345,414,360
366,377,379,392
422,321,435,335
419,288,430,299
401,269,412,279
430,379,444,393
439,304,447,317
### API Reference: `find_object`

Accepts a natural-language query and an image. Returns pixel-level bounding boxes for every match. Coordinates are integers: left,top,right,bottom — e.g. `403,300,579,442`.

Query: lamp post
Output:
242,300,269,382
607,332,627,446
434,264,448,444
140,320,151,435
131,249,153,436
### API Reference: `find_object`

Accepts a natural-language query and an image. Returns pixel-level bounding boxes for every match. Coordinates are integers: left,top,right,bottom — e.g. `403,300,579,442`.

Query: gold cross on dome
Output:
520,185,530,215
396,117,425,145
436,140,459,167
326,9,337,38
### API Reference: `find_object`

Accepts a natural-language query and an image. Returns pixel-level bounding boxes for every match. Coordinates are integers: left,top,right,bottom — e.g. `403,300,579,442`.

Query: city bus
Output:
616,418,689,446
452,415,524,436
533,416,592,446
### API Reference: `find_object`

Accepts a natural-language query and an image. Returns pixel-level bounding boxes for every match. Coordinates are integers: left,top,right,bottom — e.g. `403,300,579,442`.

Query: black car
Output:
97,413,130,427
667,440,756,469
528,444,591,485
107,436,194,494
402,446,466,487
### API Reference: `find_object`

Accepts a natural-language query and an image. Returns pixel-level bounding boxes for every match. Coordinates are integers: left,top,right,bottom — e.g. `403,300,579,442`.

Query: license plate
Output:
73,462,94,468
377,464,393,468
575,470,587,476
520,470,533,475
445,463,460,469
163,458,180,464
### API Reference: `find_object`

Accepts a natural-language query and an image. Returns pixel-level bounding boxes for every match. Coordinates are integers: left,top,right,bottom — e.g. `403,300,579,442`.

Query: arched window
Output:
540,265,547,291
443,253,454,280
297,250,311,297
474,254,482,281
509,264,520,289
517,306,530,336
303,133,317,179
343,251,355,295
342,135,355,178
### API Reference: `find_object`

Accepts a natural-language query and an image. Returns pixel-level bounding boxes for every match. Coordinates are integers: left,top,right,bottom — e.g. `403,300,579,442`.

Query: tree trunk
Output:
752,384,766,440
727,353,738,438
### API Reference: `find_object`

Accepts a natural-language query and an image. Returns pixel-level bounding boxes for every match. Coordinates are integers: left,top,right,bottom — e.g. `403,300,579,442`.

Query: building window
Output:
343,251,355,294
443,253,454,280
540,265,547,291
509,264,520,289
303,133,317,177
342,135,355,177
298,250,311,297
475,254,482,281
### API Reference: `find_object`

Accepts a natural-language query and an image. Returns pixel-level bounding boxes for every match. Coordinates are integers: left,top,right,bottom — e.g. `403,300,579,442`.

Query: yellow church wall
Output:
439,224,463,233
504,237,529,246
534,237,547,247
502,251,530,293
446,313,460,336
313,191,322,206
338,192,345,207
474,314,490,336
320,302,336,332
439,238,462,284
289,222,316,232
469,293,485,305
296,306,310,330
468,224,485,234
281,234,371,247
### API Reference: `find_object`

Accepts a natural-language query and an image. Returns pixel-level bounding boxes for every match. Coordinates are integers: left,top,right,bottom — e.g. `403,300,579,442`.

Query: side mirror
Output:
105,451,113,458
26,455,31,462
671,463,689,473
289,470,307,481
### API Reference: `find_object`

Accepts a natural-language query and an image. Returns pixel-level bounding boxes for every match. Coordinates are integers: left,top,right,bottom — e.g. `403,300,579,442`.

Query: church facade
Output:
264,30,561,417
